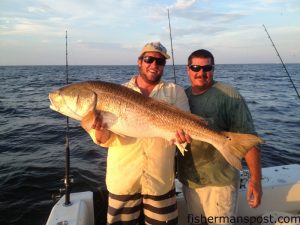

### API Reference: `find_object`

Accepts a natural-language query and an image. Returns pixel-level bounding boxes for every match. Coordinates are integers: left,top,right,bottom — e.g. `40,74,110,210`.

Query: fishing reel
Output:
51,176,74,204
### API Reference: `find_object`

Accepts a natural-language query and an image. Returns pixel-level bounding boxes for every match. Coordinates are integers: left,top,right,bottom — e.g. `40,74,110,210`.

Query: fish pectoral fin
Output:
101,111,118,128
81,110,97,131
101,111,132,139
175,142,188,155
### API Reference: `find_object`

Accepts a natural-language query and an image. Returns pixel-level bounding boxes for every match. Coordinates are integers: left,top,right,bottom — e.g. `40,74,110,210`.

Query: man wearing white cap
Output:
82,42,190,224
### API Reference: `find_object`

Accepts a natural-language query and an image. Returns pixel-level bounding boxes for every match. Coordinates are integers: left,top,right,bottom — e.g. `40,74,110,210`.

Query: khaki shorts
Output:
183,184,239,225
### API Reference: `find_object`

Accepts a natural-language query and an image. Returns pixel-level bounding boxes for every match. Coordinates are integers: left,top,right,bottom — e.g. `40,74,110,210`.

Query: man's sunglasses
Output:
189,65,214,72
143,56,166,66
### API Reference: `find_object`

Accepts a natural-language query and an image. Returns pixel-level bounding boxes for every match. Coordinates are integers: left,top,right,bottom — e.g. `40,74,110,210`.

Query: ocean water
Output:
0,64,299,225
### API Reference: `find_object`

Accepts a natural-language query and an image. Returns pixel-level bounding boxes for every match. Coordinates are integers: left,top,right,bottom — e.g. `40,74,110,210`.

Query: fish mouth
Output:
48,91,82,121
49,93,59,112
49,103,58,111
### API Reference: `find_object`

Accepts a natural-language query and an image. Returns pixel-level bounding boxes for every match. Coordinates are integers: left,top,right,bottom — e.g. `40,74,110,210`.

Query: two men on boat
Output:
82,43,262,225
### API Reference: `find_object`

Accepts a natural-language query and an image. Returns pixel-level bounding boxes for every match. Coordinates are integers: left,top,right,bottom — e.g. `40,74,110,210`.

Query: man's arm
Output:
81,110,136,147
244,146,262,208
81,110,111,144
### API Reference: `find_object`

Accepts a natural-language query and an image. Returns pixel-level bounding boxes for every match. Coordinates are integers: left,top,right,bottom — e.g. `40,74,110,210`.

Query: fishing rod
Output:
64,30,71,206
262,24,300,99
168,9,177,84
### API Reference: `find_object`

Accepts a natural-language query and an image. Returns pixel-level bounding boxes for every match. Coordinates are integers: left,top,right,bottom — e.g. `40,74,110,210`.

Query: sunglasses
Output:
143,56,166,66
189,65,214,72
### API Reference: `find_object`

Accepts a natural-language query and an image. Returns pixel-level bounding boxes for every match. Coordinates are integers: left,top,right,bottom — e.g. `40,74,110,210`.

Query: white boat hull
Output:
46,164,300,225
177,164,300,225
238,164,300,217
46,191,94,225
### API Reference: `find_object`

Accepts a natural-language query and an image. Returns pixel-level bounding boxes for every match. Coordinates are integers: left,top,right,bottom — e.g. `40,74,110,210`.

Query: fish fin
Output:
77,89,98,119
101,111,130,138
219,132,264,170
101,111,118,127
175,142,188,156
80,110,97,131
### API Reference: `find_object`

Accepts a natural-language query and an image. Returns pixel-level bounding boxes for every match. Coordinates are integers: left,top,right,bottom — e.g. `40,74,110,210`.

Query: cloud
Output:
170,0,197,10
0,0,299,65
146,0,245,26
27,6,47,14
171,25,227,39
174,9,244,24
76,41,121,49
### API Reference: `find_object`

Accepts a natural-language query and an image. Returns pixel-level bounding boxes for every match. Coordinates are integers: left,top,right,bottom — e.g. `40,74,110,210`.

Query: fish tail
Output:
219,132,264,170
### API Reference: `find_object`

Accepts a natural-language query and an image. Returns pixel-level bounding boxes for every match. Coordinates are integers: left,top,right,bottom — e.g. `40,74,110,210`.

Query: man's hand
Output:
247,177,262,208
81,110,111,144
244,147,262,208
169,129,192,145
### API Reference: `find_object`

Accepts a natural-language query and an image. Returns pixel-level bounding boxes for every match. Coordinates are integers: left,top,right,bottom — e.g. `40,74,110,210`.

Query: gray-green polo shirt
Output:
178,81,256,188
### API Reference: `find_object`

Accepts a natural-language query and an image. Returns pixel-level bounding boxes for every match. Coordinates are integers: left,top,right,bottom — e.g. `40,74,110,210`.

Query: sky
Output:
0,0,299,65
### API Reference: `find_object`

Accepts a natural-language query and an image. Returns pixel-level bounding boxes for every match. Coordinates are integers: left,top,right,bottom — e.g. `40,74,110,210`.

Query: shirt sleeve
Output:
226,92,256,134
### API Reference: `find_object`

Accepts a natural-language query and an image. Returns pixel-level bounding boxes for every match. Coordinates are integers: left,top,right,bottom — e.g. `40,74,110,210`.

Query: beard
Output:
138,67,163,85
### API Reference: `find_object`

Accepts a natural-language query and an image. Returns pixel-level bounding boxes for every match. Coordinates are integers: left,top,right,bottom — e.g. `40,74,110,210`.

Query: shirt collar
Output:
126,75,166,97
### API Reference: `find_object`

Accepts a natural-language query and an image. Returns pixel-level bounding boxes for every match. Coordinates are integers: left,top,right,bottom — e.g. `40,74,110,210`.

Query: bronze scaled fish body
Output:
49,81,264,170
